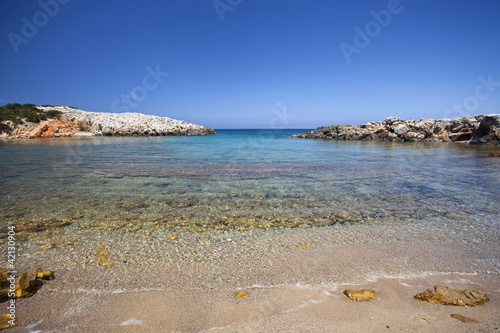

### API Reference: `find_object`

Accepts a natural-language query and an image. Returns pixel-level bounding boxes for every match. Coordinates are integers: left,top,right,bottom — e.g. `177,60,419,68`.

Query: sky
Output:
0,0,499,129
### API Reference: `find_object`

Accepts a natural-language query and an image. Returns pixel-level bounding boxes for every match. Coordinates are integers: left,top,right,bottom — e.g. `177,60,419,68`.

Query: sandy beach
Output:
7,217,500,332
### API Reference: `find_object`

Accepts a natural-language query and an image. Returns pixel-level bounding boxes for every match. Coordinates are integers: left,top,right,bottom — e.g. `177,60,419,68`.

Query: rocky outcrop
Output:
0,106,215,139
293,114,500,144
469,114,500,144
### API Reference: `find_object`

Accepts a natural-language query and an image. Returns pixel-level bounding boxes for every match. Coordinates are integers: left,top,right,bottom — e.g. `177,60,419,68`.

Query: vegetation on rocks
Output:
0,103,62,126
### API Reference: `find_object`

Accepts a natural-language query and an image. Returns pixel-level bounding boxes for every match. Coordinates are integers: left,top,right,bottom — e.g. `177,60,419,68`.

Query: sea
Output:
0,129,499,236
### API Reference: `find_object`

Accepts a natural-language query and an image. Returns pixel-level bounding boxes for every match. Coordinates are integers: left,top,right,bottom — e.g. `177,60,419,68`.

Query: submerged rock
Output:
343,289,377,302
296,241,313,249
414,285,489,306
93,245,114,269
293,114,499,144
0,219,70,239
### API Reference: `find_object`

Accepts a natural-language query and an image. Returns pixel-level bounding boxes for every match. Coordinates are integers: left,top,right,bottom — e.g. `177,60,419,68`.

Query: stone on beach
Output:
0,314,17,330
450,313,480,323
414,285,489,306
0,268,55,302
343,289,377,302
234,291,249,298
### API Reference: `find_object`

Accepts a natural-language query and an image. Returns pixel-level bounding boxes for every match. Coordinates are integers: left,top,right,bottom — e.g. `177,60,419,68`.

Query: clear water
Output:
1,129,499,236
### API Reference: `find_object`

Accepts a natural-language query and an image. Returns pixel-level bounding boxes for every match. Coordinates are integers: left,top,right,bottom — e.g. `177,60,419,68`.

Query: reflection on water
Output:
0,130,499,238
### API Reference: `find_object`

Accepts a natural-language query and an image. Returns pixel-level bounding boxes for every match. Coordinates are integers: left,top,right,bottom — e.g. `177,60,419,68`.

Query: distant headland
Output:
293,114,500,145
0,104,215,139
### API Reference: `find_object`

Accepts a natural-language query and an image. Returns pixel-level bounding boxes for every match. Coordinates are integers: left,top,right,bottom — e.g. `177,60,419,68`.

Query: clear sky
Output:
1,0,499,129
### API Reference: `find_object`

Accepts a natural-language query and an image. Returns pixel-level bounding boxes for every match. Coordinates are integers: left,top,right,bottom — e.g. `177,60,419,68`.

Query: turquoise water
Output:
1,129,499,236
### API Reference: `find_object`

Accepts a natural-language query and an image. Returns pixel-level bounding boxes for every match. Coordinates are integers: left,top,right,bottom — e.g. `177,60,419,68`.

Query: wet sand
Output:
6,217,500,332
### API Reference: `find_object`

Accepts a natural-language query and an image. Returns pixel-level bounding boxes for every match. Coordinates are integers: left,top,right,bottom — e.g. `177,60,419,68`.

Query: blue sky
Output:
1,0,499,128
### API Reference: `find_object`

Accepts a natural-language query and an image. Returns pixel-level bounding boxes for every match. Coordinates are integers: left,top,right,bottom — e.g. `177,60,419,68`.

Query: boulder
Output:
383,117,400,125
470,114,500,144
414,285,489,306
393,124,408,136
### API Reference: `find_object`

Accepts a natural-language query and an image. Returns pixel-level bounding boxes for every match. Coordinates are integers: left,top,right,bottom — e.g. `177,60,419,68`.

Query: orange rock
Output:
414,285,489,307
486,152,500,157
34,269,55,280
93,245,114,268
234,291,249,298
343,289,377,302
296,241,313,249
0,314,17,330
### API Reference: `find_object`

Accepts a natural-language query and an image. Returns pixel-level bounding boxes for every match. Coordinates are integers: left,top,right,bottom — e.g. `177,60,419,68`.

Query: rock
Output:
36,241,74,250
0,268,54,302
343,289,377,302
293,115,497,144
0,314,17,330
34,269,55,280
0,269,7,285
296,241,313,249
0,219,70,239
486,152,500,157
405,131,425,141
14,271,44,298
393,124,408,136
470,114,500,144
234,291,249,298
93,245,114,269
450,314,479,323
383,117,400,125
166,233,178,241
414,285,489,306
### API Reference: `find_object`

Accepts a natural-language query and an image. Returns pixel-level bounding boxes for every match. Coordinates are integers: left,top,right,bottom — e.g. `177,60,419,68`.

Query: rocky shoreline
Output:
0,106,215,139
293,114,500,144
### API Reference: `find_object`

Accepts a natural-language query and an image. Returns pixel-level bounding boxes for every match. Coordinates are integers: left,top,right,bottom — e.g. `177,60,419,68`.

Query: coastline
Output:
293,114,500,145
0,105,216,139
6,216,500,332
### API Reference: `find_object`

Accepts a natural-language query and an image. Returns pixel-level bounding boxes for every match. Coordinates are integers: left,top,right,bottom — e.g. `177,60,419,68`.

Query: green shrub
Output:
0,103,58,123
0,123,12,133
45,110,63,118
25,110,40,123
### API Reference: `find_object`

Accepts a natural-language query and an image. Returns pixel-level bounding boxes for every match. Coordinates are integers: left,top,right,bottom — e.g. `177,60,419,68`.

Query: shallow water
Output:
1,130,500,332
1,129,499,237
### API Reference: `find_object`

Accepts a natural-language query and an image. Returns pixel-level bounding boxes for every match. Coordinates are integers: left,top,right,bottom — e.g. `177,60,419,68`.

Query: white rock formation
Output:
37,106,215,136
